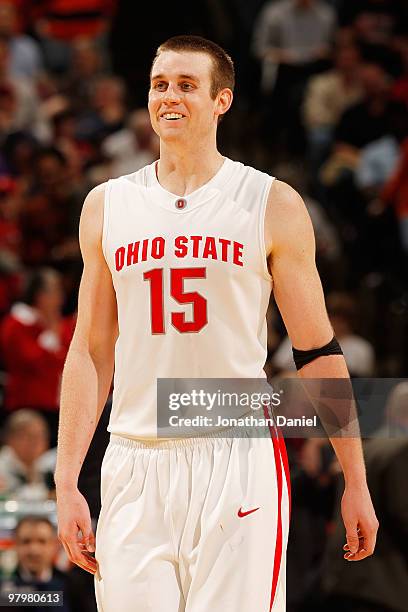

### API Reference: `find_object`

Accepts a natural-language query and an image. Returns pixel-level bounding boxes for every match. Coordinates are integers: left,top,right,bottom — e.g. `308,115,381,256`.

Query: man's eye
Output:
181,83,193,90
155,82,166,90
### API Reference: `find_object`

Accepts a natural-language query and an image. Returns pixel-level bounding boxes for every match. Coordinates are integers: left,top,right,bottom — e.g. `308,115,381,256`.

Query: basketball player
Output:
55,36,378,611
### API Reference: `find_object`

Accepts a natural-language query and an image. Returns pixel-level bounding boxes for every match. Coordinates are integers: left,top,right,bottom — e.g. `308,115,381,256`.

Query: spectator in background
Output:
0,410,54,500
333,61,394,153
101,108,159,178
19,147,84,266
272,292,375,376
0,175,20,256
0,516,72,611
318,61,400,283
0,268,73,441
252,0,336,154
347,0,405,77
323,382,408,612
0,175,22,316
51,110,89,183
353,102,408,273
1,131,39,188
61,38,106,115
303,42,363,168
320,60,396,189
325,292,375,376
0,2,44,81
339,0,406,39
355,102,407,195
32,0,116,75
253,0,336,80
381,134,408,253
76,75,127,143
384,381,408,436
391,35,408,105
0,38,50,142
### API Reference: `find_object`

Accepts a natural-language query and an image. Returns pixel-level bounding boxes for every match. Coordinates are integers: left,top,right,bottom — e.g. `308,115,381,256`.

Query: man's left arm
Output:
266,179,379,561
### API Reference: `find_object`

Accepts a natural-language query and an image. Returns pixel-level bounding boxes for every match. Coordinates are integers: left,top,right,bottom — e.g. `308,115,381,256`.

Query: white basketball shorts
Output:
94,428,291,611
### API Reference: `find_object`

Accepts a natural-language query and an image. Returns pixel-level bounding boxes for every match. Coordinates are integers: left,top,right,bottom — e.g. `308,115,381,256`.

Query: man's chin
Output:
158,128,188,142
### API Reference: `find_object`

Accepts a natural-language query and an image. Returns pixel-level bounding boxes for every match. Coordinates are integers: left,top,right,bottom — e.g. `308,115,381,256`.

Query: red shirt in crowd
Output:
30,0,117,40
0,302,75,411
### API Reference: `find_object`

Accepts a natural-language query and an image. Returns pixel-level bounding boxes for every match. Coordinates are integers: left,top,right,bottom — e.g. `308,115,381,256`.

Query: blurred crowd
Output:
0,0,405,611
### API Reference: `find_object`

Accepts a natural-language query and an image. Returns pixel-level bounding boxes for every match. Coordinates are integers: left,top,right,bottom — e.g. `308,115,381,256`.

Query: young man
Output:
55,36,378,611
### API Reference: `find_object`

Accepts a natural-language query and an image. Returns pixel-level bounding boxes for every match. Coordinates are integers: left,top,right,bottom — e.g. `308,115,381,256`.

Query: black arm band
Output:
292,336,343,370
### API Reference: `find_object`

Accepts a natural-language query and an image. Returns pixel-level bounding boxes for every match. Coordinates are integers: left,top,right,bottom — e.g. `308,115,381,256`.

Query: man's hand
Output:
57,487,97,574
341,483,379,561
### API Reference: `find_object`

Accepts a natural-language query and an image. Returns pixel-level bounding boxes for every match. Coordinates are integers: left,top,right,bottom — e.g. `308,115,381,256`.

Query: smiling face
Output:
148,50,232,145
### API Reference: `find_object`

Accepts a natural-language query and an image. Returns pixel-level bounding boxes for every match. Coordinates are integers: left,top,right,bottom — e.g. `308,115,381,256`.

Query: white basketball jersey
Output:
102,158,274,439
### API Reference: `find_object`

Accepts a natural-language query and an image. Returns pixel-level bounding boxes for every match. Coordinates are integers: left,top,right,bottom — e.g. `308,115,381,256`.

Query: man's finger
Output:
62,529,98,572
71,546,98,573
343,534,364,551
78,521,96,553
344,522,378,561
345,548,371,561
345,526,360,554
80,529,96,553
71,552,97,573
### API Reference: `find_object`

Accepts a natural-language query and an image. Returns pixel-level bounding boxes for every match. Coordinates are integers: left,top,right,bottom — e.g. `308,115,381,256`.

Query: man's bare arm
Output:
266,179,379,560
55,184,118,573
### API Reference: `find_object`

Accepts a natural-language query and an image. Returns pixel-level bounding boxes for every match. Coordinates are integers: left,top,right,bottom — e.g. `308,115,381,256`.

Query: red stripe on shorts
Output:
278,431,291,519
263,404,283,611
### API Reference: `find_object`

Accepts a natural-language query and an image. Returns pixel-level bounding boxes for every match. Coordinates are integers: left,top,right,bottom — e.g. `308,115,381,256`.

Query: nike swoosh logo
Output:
237,506,260,518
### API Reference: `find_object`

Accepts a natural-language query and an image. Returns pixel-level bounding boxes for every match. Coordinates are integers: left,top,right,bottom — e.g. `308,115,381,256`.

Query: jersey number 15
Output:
143,268,207,334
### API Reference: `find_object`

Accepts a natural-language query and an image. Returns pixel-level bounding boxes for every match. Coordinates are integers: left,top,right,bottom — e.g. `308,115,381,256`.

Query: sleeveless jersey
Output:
102,158,274,439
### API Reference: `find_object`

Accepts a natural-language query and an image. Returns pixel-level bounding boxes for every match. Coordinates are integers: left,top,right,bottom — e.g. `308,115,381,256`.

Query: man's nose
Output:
163,83,181,103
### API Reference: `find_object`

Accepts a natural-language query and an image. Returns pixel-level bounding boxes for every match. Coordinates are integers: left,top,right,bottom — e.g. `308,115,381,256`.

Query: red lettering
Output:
233,241,244,266
202,236,218,259
127,241,139,266
115,246,125,271
151,237,165,259
141,239,149,262
143,269,165,334
174,235,188,257
190,235,202,258
218,238,231,262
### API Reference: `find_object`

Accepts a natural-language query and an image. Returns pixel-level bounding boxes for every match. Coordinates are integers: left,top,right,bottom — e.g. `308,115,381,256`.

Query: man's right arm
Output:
55,183,118,574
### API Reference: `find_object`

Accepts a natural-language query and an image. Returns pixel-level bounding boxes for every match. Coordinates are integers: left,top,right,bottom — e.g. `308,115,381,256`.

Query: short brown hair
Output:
152,35,235,100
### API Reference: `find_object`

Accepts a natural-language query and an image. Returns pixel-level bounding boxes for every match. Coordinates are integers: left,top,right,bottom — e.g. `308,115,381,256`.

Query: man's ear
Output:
216,88,233,120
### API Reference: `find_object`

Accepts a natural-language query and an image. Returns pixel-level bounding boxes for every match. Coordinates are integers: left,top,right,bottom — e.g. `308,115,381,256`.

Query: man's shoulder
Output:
266,179,313,250
267,179,304,209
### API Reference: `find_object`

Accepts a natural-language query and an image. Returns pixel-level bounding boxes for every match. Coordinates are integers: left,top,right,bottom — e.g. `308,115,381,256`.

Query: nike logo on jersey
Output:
237,506,260,518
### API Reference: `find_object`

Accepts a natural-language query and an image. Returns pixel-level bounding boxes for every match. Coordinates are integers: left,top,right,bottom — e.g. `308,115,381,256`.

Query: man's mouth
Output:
160,113,185,121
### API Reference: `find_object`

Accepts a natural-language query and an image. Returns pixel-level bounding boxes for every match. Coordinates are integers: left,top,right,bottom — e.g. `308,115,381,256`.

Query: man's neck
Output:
157,142,225,197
